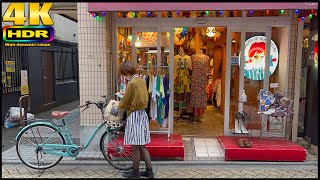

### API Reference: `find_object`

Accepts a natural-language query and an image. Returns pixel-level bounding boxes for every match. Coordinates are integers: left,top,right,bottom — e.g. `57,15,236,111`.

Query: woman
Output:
118,60,154,179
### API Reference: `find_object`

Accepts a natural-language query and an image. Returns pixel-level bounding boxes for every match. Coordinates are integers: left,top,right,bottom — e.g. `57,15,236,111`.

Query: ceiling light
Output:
206,27,216,37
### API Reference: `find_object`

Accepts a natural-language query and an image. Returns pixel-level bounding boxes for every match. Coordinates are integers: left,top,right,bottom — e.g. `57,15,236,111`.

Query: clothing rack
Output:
137,65,171,140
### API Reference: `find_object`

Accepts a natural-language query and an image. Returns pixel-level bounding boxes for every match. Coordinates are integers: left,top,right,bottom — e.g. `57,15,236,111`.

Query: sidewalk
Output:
2,103,318,166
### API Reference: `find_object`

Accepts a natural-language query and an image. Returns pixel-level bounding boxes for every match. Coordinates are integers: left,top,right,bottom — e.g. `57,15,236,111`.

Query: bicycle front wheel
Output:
100,129,133,170
16,124,65,169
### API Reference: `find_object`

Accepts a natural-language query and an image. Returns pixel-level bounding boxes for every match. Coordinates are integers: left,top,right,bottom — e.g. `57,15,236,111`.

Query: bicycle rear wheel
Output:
100,129,133,170
16,124,65,169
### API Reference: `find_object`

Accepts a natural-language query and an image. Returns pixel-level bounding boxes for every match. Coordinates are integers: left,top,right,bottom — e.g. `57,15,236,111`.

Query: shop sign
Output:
231,56,239,65
5,61,15,72
240,36,279,81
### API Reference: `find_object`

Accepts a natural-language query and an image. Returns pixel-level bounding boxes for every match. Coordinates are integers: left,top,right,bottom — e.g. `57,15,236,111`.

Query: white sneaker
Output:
234,119,242,134
239,119,249,134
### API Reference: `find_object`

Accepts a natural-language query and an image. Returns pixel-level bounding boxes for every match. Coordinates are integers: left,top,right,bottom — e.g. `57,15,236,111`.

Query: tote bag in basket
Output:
104,100,124,126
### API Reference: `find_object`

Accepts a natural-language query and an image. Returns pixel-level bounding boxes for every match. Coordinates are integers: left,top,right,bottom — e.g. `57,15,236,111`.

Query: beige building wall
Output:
288,11,298,100
77,2,112,149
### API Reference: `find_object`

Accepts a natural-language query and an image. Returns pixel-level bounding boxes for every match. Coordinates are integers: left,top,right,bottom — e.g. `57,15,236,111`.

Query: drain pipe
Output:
108,12,114,99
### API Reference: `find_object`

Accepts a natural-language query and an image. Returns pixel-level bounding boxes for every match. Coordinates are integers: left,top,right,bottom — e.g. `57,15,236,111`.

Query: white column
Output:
224,28,232,135
238,11,247,112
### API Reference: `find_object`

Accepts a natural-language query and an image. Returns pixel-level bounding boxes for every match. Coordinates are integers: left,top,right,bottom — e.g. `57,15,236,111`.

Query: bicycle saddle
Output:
52,111,70,119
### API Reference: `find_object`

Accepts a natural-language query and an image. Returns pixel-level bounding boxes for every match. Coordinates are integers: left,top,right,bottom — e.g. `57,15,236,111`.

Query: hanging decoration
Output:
219,11,223,16
234,11,238,17
297,9,317,21
266,10,270,15
249,10,253,16
174,28,185,45
280,9,284,15
180,27,188,38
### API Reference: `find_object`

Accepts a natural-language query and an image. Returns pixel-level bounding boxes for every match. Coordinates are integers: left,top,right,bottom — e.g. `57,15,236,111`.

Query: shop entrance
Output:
172,27,226,136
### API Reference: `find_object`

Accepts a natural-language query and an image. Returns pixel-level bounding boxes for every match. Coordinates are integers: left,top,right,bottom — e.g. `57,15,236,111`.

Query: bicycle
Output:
15,96,133,171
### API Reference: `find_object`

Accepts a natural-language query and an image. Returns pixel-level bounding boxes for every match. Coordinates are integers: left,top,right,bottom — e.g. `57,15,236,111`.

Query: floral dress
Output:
190,54,209,110
174,55,192,101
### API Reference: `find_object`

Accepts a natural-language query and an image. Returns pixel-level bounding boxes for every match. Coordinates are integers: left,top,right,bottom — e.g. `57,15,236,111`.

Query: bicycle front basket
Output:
104,100,124,124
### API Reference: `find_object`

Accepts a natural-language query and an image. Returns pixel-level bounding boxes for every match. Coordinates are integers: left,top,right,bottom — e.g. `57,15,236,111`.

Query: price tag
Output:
270,83,278,88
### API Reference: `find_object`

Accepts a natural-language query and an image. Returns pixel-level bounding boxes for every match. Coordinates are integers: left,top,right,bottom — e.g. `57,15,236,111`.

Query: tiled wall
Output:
288,11,298,100
77,3,111,126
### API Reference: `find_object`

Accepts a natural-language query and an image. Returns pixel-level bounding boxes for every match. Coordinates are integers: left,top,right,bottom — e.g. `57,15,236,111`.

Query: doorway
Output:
41,51,55,105
172,27,226,136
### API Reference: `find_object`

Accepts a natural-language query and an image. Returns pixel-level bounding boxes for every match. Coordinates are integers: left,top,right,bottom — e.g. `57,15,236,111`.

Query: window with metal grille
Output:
1,42,29,93
54,47,78,84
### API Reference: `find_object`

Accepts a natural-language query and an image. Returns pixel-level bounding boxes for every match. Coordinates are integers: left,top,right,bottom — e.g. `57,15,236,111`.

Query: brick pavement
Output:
2,163,318,178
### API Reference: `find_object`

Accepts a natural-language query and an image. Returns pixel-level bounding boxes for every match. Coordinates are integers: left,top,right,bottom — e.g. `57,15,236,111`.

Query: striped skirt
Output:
124,110,151,145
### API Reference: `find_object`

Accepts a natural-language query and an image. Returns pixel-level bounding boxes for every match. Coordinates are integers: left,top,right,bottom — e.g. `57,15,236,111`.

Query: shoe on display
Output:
238,138,246,148
140,168,155,178
239,119,249,134
235,119,242,134
244,138,253,148
122,169,141,178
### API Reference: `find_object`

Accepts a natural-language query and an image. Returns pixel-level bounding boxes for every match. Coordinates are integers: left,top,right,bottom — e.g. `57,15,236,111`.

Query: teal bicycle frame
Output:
16,118,111,158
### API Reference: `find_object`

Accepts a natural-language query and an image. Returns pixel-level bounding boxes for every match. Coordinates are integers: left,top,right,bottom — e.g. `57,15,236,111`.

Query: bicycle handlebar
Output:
79,96,108,112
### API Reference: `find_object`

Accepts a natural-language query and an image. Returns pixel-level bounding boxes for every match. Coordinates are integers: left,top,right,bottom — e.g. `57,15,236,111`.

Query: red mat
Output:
217,136,307,162
108,134,184,160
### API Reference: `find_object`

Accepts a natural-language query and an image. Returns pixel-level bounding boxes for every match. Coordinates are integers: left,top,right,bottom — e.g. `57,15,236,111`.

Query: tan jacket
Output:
118,76,149,117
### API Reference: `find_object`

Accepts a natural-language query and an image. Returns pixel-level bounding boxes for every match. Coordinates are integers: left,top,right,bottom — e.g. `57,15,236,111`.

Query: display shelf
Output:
258,112,293,141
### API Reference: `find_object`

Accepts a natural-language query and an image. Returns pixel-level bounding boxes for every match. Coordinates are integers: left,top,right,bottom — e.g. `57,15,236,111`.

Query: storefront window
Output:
160,32,170,66
135,31,158,68
229,32,241,130
117,27,132,64
117,11,157,18
268,27,288,94
242,32,266,130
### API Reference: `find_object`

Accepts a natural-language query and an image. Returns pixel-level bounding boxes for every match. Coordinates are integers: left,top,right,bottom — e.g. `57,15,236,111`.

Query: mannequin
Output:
174,47,192,116
190,48,210,122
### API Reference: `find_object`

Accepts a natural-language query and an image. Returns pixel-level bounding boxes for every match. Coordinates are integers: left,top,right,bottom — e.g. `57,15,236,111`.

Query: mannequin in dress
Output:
190,48,210,121
174,47,192,116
